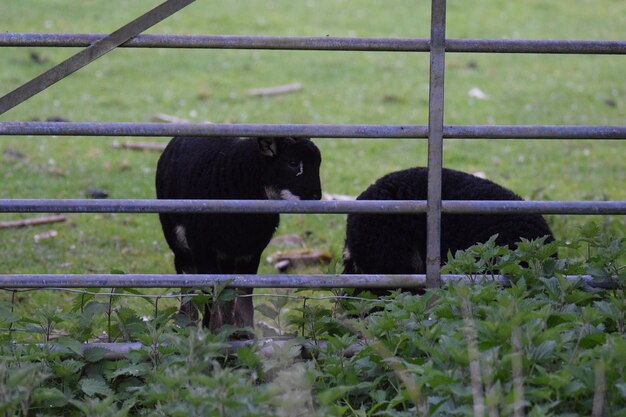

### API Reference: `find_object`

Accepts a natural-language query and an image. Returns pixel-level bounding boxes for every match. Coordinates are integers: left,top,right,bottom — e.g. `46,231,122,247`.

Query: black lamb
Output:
343,167,554,294
156,136,322,331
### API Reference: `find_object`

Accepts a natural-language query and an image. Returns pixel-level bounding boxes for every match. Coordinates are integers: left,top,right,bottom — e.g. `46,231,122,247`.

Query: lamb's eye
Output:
288,160,300,169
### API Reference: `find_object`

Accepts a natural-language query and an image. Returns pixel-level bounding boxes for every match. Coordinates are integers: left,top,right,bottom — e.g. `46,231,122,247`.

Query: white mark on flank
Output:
175,225,190,250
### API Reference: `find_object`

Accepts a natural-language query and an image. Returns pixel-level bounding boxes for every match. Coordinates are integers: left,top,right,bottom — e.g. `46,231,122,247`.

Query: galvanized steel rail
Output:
1,199,625,214
425,0,448,286
2,33,625,54
0,273,612,290
0,0,624,291
1,122,625,139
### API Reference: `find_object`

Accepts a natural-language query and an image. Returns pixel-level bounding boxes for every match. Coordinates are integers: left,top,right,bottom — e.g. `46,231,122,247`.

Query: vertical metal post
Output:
426,0,447,287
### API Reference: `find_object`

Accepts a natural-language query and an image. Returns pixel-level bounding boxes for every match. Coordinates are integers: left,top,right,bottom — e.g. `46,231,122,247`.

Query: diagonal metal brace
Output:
0,0,195,115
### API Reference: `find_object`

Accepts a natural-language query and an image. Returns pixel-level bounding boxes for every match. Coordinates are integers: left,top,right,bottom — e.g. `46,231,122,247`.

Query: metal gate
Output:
1,0,625,294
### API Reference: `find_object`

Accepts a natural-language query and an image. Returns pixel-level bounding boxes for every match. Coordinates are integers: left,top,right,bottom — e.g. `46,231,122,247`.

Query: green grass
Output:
0,0,624,283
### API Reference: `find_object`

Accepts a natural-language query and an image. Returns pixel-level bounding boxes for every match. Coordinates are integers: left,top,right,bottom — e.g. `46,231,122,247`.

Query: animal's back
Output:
156,136,263,200
344,167,554,275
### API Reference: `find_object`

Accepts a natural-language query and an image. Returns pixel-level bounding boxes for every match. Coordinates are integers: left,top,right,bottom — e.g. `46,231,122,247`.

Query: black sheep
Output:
343,167,554,293
156,136,322,330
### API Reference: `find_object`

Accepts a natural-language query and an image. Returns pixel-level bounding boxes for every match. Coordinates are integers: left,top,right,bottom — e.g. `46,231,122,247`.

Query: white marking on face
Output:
296,161,304,177
280,189,301,200
175,225,190,250
264,186,281,200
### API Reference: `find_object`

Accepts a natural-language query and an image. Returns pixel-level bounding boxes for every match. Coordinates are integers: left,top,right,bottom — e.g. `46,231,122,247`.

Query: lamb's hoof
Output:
230,329,255,341
179,301,200,321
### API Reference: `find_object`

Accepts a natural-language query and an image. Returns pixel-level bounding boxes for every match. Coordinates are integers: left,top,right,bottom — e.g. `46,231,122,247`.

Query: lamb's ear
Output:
258,137,278,157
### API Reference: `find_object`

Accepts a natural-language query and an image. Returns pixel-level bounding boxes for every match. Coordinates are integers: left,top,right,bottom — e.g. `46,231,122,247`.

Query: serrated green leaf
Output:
32,387,68,407
269,293,290,311
0,303,21,324
111,363,151,378
79,301,109,328
532,340,557,361
579,332,606,349
254,303,278,319
50,359,84,379
318,383,369,405
83,347,110,363
580,221,600,239
587,264,609,280
563,380,586,396
236,346,261,370
55,336,84,355
79,377,113,397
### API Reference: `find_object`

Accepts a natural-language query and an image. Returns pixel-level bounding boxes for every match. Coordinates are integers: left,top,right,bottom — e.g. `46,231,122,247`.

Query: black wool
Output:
343,167,554,294
156,136,322,329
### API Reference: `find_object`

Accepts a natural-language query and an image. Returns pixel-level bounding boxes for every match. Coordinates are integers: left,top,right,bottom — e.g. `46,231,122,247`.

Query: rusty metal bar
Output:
2,33,625,54
2,122,625,139
0,273,612,289
0,0,195,115
425,0,447,288
1,199,625,214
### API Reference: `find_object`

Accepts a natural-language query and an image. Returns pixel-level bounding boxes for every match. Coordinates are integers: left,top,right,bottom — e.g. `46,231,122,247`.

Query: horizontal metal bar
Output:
0,33,428,51
446,38,626,54
2,33,625,54
446,125,626,139
0,199,624,214
441,200,626,215
0,199,425,214
1,122,625,139
0,122,425,138
0,274,611,289
0,274,424,289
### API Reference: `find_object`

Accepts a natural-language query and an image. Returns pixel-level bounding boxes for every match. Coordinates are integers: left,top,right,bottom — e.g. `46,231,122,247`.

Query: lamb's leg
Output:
232,255,261,331
202,256,236,331
173,253,201,322
160,215,200,321
203,255,259,337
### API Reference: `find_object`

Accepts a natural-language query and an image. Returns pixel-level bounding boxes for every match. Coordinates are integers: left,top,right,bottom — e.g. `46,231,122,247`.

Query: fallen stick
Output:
0,215,67,229
323,192,356,201
248,82,302,96
30,338,367,360
112,141,167,152
151,113,190,123
150,113,213,124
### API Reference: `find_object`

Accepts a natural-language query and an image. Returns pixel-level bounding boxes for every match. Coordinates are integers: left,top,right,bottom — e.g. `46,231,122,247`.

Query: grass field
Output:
0,1,624,302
